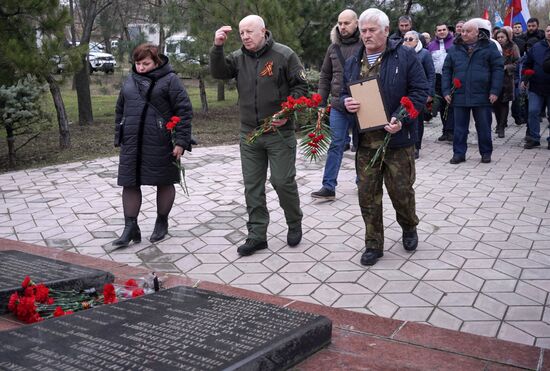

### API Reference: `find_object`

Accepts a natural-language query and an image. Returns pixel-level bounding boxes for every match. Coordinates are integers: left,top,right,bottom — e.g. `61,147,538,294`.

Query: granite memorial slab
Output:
0,286,332,370
0,250,114,314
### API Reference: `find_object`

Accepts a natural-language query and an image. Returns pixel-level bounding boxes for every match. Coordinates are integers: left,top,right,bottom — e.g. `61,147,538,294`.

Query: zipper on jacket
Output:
255,59,260,125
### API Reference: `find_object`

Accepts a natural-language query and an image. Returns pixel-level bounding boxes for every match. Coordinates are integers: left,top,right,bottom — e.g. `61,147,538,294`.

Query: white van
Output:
164,34,199,64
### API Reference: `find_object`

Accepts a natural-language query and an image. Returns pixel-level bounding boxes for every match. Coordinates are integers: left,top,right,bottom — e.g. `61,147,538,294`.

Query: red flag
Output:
482,8,489,20
504,0,522,26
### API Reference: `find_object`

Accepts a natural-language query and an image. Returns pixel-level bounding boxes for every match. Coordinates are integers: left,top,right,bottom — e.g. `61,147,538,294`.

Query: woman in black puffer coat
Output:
112,43,192,248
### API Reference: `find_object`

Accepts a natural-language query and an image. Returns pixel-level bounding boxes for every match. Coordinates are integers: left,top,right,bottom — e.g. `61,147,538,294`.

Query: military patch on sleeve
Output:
298,69,307,81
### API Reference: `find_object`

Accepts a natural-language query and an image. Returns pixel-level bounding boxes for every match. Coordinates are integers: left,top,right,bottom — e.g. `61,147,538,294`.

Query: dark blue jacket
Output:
417,48,435,96
442,36,504,107
341,40,429,149
523,39,550,96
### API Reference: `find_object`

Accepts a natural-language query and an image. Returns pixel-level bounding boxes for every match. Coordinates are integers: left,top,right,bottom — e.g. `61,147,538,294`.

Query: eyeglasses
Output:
404,37,416,42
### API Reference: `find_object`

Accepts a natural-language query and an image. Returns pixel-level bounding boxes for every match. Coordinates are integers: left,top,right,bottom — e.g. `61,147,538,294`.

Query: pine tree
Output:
0,0,72,153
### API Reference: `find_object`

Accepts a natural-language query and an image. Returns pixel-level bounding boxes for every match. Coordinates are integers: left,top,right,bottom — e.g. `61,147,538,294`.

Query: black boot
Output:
112,217,141,248
150,215,168,242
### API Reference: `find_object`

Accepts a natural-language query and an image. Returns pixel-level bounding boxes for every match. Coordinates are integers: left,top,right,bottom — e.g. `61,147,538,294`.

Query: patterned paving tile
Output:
1,120,549,349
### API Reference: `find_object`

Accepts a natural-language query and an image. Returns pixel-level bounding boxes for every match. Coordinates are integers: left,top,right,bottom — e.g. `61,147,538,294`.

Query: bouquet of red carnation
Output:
246,94,327,152
166,116,189,196
7,276,149,324
366,96,419,171
443,78,461,121
299,105,331,161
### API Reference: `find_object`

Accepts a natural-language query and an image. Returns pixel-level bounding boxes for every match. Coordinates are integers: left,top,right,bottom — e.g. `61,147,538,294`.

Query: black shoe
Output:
360,248,384,266
150,215,168,242
449,155,465,164
237,239,268,256
446,133,453,142
112,217,141,247
481,154,491,163
497,129,505,138
344,143,351,152
287,225,302,247
414,149,419,159
402,229,418,251
524,140,540,149
438,134,447,141
311,187,335,200
351,145,357,153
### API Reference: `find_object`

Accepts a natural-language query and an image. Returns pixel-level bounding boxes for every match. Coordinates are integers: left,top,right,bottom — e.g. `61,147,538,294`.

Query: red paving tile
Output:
393,322,541,370
541,349,550,371
297,328,494,370
0,316,23,332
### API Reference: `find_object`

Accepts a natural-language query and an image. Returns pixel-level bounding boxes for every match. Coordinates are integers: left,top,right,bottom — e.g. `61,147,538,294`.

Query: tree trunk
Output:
75,56,94,125
46,74,71,149
157,0,165,52
198,73,208,113
75,0,98,126
6,126,15,168
217,81,225,101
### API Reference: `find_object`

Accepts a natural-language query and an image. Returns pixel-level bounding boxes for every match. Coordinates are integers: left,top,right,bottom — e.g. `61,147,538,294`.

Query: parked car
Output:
88,44,116,74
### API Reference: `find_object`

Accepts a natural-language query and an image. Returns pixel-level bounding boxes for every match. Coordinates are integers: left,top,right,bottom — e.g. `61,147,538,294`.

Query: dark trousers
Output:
435,74,454,135
453,106,493,157
493,100,510,134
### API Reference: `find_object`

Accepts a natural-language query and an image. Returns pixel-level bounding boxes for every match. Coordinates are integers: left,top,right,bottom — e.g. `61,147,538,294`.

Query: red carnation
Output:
453,78,462,89
27,313,43,324
125,279,138,289
8,292,19,312
15,296,38,323
170,116,181,123
53,306,65,317
103,283,118,304
34,284,50,303
131,288,145,298
522,69,535,76
311,93,322,105
399,96,419,119
21,276,32,288
24,286,34,298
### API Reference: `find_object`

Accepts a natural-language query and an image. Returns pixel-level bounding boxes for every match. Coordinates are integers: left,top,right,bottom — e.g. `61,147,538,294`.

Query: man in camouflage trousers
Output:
342,8,429,266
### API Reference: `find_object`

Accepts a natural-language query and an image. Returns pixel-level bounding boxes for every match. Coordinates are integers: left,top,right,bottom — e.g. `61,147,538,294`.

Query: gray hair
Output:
359,8,390,29
404,30,420,40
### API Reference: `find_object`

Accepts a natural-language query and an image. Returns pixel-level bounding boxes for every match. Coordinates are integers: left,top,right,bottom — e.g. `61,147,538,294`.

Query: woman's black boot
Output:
112,217,141,247
150,215,168,242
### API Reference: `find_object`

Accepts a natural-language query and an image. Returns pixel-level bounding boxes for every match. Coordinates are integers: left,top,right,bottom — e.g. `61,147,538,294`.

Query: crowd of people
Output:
111,7,549,267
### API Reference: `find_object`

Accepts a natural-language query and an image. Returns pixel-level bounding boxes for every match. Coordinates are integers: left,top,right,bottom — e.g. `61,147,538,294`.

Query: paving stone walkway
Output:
0,120,549,349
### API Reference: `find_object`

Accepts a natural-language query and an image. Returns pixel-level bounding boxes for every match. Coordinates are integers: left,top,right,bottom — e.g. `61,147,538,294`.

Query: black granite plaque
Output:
0,286,332,370
0,250,114,314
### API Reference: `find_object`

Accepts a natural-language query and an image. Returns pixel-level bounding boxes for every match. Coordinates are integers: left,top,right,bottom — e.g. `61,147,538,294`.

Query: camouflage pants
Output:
356,145,419,250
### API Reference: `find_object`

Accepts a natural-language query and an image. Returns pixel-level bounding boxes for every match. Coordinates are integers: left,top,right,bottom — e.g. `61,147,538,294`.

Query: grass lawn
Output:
0,74,240,173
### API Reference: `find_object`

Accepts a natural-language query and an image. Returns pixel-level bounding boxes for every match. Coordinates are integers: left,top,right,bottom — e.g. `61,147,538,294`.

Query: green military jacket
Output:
210,31,308,134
